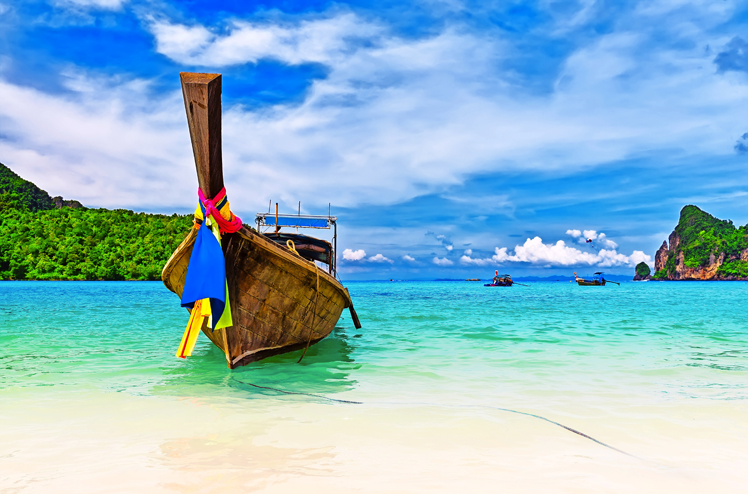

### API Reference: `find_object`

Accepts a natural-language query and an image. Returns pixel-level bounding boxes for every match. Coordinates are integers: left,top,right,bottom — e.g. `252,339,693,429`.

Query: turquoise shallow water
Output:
2,280,748,492
2,280,747,406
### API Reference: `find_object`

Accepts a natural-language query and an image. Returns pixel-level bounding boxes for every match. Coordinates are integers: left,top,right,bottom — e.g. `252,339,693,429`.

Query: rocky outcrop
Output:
52,196,84,209
654,241,668,273
653,205,748,280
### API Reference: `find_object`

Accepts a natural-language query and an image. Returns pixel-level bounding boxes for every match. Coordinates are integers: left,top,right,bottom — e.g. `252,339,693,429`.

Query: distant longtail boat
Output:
574,272,620,286
162,72,361,369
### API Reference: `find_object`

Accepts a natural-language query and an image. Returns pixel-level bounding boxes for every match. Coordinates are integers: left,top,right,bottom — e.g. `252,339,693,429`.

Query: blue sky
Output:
2,0,748,279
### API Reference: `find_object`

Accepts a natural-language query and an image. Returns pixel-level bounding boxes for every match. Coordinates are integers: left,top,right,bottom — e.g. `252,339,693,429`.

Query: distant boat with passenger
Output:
484,272,514,287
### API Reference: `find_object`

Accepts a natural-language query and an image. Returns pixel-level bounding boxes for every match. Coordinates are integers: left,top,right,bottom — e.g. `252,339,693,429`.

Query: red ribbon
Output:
198,187,243,234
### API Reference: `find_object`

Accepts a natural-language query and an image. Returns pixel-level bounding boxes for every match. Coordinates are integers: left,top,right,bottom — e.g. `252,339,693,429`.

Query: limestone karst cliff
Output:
653,205,748,280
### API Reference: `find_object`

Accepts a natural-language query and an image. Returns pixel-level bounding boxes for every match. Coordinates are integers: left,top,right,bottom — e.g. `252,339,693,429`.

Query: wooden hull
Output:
576,280,605,286
162,225,351,368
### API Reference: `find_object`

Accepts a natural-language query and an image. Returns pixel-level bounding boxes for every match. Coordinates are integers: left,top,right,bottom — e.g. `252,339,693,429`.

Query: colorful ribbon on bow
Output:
194,187,242,233
176,187,243,359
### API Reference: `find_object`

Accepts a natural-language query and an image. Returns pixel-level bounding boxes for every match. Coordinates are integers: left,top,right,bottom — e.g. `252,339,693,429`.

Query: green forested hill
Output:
0,162,192,281
653,205,748,280
0,162,56,211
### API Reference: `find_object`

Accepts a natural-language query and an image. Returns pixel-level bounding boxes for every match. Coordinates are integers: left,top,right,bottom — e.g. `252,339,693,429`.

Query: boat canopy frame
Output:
255,212,338,276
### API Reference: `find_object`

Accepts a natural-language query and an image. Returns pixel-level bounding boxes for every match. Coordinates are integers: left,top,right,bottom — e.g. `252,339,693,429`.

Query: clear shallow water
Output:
3,280,746,403
2,280,748,492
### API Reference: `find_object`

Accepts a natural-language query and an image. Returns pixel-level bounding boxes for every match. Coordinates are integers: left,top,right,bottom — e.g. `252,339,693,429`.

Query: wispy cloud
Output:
53,0,127,10
715,36,748,73
148,14,381,66
139,5,748,210
3,3,748,214
0,74,192,210
735,132,748,154
441,193,514,216
368,253,393,263
432,256,454,266
426,232,454,252
566,229,618,249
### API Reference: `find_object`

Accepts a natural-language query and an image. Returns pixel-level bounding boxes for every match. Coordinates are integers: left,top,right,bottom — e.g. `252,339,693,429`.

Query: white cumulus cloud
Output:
629,250,652,266
342,248,366,261
461,236,650,267
595,233,618,249
402,255,416,262
499,237,601,266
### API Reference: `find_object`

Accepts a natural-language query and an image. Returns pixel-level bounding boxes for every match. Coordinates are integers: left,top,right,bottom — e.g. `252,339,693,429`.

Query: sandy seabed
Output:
2,386,747,494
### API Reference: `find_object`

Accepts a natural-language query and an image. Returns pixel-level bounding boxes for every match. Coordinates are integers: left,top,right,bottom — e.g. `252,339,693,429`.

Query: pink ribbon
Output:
198,187,243,234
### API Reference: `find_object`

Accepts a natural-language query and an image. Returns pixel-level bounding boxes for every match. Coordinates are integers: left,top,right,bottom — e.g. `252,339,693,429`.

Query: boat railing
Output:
255,212,338,276
256,213,336,229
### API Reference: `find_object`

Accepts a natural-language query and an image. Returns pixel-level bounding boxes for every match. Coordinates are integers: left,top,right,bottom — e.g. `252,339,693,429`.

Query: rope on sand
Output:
230,377,641,460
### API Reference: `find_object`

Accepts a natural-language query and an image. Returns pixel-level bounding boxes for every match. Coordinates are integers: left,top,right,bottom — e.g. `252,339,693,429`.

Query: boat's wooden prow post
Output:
180,72,233,369
180,72,225,197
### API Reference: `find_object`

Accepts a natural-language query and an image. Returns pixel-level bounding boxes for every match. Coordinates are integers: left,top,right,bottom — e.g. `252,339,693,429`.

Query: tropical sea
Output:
1,280,747,493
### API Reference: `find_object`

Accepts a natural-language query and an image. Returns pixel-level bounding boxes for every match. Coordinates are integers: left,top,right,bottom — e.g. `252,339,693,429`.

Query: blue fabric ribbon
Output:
180,202,226,325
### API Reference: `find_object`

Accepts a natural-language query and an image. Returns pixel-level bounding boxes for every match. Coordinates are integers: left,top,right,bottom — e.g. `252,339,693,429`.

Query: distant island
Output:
0,162,191,281
653,205,748,280
633,262,651,281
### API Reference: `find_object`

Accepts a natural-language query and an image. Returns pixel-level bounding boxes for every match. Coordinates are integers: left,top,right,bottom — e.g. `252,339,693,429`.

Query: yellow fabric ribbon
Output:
176,299,210,358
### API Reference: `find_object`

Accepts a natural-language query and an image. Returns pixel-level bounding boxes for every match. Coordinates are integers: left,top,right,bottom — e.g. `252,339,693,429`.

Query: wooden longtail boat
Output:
162,72,360,368
574,271,619,286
